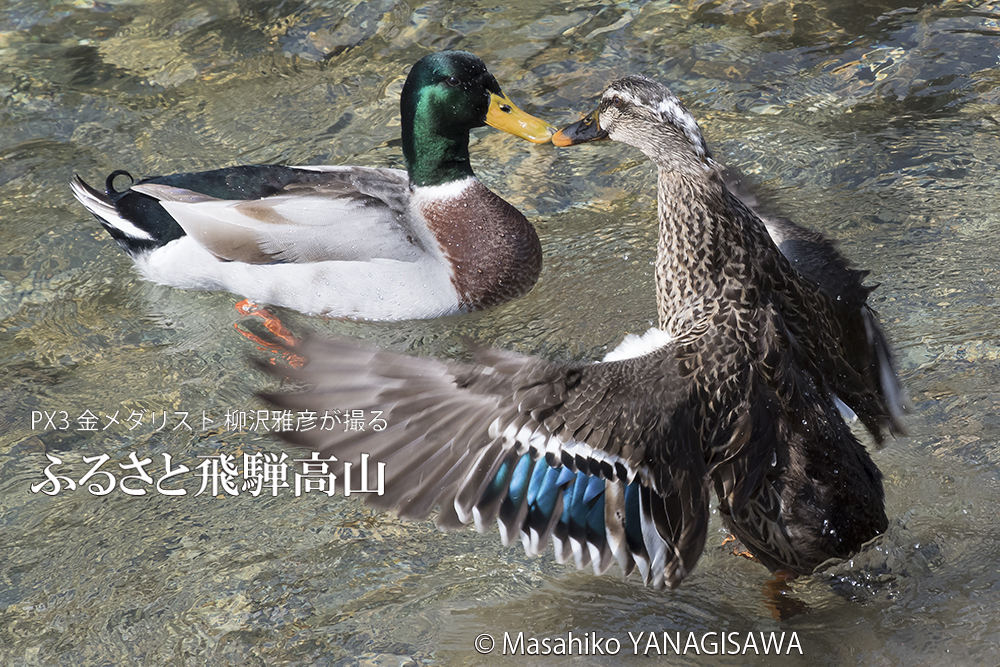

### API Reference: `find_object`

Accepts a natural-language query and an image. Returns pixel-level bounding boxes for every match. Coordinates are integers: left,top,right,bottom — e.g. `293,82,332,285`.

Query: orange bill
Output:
552,108,608,147
486,91,556,144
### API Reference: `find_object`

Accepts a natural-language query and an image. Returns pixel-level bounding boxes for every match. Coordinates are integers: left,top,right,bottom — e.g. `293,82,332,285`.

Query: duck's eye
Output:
610,95,624,109
445,76,461,87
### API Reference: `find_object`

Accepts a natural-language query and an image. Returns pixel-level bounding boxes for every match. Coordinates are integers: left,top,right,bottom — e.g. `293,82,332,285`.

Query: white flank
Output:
602,327,674,362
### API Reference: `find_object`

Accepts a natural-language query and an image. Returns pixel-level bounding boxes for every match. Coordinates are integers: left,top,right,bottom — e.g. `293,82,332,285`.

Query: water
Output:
2,0,999,664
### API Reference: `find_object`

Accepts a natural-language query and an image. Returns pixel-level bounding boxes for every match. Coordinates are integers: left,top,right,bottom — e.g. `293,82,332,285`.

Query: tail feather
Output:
864,305,908,437
70,173,184,256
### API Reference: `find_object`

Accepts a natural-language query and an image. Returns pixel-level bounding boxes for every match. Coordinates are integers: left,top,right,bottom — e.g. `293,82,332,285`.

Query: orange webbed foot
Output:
234,299,305,369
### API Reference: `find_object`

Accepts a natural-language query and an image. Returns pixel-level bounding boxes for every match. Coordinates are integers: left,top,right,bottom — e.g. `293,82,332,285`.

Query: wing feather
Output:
132,167,424,264
260,333,709,588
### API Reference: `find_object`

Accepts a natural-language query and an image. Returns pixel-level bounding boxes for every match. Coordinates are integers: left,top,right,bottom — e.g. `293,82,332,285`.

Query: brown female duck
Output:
261,75,905,588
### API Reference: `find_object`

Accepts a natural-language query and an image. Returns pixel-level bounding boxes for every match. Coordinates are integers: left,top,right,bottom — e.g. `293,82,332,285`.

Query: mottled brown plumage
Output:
555,75,904,576
260,76,905,589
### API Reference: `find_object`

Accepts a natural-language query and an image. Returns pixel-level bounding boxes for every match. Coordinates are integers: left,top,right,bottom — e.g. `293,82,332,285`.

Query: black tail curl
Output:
106,170,134,195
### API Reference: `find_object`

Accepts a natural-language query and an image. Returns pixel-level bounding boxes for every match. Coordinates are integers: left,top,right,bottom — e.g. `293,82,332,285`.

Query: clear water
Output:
2,0,999,664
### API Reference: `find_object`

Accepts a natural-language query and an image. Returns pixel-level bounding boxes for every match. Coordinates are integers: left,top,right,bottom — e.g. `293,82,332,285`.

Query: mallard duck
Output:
70,51,555,321
260,75,905,589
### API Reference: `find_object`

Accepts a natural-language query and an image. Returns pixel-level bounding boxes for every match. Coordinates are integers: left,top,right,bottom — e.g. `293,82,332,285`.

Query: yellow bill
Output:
486,91,556,144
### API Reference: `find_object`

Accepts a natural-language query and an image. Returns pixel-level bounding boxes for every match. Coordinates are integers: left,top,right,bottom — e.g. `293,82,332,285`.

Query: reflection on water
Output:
2,0,1000,664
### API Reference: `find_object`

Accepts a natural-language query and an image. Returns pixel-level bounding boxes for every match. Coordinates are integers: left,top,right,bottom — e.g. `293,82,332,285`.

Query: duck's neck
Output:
402,115,477,188
654,168,738,334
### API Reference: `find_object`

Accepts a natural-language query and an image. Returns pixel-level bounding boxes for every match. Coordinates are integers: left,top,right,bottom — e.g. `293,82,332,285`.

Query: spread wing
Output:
722,165,906,442
260,334,710,589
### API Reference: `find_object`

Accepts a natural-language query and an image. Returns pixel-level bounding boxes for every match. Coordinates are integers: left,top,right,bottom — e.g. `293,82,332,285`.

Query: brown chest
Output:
419,181,542,312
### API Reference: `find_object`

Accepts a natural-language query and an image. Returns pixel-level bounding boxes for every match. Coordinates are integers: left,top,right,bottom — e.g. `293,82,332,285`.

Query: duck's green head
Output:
401,50,553,187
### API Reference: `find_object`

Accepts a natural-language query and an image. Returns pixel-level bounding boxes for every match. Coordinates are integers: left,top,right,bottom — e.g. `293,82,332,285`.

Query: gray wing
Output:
132,166,425,264
260,335,710,589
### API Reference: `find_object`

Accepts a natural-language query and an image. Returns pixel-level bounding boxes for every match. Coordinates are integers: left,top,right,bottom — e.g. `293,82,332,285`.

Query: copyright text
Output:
474,630,803,656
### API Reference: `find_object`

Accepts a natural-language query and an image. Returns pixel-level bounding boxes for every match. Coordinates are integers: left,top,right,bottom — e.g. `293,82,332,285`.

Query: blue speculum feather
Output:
584,475,604,504
624,482,644,549
586,477,606,534
525,456,550,507
533,467,562,517
507,454,534,506
555,467,577,486
482,457,514,507
569,474,591,526
492,453,642,546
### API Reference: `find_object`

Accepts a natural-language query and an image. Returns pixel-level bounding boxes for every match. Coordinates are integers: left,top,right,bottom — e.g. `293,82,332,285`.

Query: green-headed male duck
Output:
259,75,905,589
71,51,554,321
